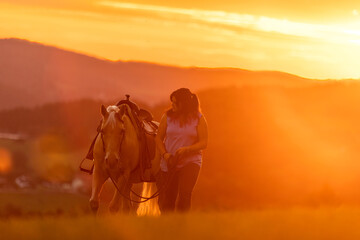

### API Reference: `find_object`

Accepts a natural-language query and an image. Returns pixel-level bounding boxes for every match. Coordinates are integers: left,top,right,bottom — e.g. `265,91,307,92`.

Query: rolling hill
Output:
0,38,323,110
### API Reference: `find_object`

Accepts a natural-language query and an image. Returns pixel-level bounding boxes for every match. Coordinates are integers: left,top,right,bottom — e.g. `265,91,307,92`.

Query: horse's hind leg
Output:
131,183,144,212
89,166,108,215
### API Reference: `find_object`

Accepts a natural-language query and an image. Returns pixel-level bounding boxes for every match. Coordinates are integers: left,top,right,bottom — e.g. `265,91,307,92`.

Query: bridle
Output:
99,118,125,162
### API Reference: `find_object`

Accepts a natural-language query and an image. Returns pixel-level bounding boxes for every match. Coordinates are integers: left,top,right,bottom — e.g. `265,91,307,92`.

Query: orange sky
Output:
1,0,360,79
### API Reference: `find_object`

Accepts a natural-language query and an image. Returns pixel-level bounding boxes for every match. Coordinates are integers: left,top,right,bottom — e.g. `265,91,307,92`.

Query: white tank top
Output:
160,113,202,172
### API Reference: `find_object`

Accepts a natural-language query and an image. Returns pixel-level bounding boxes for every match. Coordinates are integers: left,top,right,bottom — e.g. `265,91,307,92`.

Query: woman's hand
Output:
175,147,191,158
163,152,176,167
163,152,172,162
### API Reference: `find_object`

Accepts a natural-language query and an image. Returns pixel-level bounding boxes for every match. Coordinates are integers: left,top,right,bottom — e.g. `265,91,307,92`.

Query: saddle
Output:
117,96,158,135
116,95,158,182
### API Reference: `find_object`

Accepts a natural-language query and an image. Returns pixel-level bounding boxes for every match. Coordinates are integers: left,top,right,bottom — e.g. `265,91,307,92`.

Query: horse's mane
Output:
104,105,134,130
104,105,120,129
107,105,120,113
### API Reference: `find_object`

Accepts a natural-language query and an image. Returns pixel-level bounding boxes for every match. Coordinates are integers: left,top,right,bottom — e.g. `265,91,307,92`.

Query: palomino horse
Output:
89,104,160,214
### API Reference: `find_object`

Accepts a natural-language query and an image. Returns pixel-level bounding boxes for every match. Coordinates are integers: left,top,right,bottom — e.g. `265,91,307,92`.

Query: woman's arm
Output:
155,114,172,160
175,115,208,157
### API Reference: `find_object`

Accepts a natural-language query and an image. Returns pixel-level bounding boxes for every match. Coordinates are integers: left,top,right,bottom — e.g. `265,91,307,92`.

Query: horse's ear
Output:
101,105,108,117
119,105,126,116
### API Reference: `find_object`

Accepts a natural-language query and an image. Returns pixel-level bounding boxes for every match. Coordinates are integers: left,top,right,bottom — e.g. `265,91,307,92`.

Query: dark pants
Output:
156,163,200,213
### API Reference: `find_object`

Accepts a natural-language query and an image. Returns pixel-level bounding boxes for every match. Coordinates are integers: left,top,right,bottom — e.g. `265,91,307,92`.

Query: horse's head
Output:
100,105,126,168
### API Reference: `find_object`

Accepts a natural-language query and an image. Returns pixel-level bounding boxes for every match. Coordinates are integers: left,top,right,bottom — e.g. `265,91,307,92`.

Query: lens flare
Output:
0,148,12,173
136,182,161,216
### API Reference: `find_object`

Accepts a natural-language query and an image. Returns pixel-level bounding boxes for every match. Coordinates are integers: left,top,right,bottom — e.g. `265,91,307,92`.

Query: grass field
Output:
0,190,90,217
2,190,360,239
1,207,360,239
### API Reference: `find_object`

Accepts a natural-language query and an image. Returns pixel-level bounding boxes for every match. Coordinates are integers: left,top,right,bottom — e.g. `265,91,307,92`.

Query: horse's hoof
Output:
122,205,132,214
89,200,99,214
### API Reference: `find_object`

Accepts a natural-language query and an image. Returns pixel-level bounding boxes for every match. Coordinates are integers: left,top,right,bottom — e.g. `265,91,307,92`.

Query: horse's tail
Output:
136,182,161,216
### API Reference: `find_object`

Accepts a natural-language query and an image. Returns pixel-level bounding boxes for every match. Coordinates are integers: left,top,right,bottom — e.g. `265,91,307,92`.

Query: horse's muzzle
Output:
105,157,123,170
105,157,116,167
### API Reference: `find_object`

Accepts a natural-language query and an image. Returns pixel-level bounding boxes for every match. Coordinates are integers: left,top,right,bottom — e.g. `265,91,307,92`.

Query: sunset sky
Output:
1,0,360,79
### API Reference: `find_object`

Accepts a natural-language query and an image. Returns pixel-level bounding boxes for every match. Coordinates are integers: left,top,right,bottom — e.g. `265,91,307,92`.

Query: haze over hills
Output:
0,38,327,111
2,84,360,208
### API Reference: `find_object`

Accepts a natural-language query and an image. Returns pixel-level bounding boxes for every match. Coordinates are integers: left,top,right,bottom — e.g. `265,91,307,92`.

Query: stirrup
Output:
79,158,94,174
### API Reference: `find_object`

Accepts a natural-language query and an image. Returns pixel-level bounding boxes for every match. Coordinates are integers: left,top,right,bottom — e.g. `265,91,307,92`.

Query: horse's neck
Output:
123,116,138,145
122,115,140,169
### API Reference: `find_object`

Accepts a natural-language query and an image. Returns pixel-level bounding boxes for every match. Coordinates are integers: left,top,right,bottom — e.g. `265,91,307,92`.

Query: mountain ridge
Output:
0,38,338,110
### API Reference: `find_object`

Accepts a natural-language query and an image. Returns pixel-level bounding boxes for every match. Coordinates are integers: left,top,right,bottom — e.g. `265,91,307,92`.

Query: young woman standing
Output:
155,88,208,212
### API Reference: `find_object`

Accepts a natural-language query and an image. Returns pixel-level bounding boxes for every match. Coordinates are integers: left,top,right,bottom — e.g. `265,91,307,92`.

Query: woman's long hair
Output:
166,88,201,126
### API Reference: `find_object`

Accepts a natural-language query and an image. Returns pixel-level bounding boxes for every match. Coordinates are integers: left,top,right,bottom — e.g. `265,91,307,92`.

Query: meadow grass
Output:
1,207,360,240
0,190,90,217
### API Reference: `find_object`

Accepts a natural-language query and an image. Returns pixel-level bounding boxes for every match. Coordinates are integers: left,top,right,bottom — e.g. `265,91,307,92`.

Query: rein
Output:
106,158,177,203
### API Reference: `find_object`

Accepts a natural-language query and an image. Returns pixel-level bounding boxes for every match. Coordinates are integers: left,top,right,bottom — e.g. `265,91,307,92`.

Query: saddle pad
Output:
143,121,159,134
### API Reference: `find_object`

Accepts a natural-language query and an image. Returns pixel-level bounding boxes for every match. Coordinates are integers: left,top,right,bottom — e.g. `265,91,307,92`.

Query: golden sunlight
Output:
1,1,360,78
136,183,161,216
0,148,12,173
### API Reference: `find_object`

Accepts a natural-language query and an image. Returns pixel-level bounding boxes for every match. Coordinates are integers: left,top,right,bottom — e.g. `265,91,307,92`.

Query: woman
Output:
155,88,208,212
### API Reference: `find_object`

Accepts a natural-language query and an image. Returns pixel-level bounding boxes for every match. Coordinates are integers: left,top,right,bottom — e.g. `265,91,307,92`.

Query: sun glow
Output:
97,1,360,44
136,183,161,216
0,148,12,173
1,1,360,78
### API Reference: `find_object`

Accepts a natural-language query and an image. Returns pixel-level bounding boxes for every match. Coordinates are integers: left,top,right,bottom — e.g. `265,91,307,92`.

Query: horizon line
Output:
1,37,345,81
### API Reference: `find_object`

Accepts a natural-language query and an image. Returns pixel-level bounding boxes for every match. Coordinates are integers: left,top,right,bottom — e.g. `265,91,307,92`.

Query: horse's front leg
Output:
109,173,124,214
89,166,108,215
109,170,133,214
121,170,133,213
